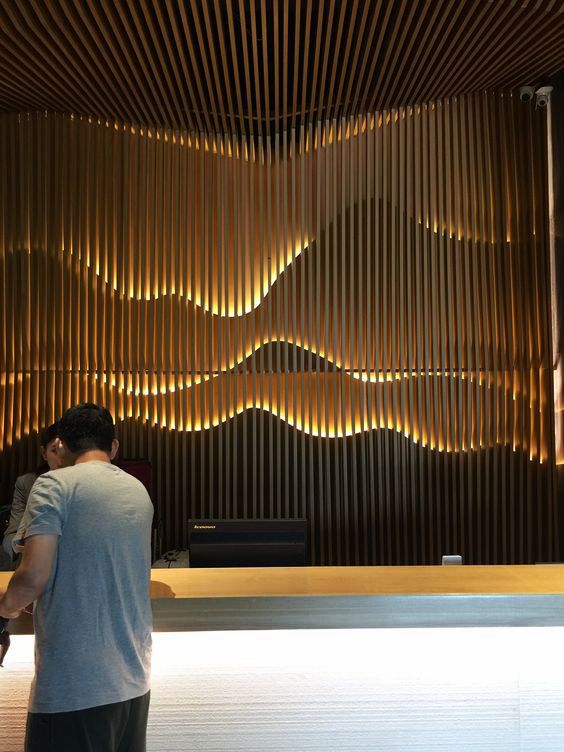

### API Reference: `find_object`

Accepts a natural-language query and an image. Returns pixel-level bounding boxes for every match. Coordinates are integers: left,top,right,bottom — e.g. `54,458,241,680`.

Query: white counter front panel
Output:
2,626,564,751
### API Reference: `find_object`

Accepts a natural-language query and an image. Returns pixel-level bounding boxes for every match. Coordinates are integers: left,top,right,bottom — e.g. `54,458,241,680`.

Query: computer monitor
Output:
188,519,308,567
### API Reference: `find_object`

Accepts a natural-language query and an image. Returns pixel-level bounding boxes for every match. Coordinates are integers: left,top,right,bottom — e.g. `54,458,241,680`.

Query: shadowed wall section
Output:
0,92,558,564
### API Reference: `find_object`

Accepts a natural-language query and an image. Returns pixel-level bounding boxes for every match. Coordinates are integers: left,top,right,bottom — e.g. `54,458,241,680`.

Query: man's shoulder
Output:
75,462,150,497
35,466,77,487
51,462,110,482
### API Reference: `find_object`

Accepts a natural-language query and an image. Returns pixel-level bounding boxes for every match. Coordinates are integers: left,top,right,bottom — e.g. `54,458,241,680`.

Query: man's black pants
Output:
25,691,150,752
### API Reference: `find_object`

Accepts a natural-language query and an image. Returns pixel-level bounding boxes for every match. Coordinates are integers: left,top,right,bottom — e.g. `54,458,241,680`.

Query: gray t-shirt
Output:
15,461,153,713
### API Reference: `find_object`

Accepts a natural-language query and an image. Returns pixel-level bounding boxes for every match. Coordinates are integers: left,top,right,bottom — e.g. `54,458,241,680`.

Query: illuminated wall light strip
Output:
0,400,541,456
1,369,544,455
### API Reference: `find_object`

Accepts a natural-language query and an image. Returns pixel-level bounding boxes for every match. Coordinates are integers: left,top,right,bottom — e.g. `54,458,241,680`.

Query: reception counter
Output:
3,564,564,633
3,567,564,751
150,564,564,630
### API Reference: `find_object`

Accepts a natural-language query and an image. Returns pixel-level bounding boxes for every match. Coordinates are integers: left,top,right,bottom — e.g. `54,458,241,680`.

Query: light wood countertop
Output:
147,565,564,598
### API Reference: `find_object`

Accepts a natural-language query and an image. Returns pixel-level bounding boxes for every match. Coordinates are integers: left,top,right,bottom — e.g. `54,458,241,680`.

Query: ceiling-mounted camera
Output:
535,85,553,109
519,86,535,102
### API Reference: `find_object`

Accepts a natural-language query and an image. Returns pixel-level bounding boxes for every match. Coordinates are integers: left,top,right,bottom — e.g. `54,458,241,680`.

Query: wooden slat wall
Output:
0,92,558,564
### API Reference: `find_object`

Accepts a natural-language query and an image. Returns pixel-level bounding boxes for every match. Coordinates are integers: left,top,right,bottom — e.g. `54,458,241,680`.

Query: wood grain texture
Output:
3,565,564,600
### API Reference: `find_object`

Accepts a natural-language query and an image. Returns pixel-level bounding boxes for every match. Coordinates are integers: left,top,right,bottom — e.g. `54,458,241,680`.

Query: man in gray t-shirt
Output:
0,403,153,752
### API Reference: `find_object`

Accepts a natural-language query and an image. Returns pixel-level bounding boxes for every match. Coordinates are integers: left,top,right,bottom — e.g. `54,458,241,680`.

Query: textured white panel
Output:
2,628,564,751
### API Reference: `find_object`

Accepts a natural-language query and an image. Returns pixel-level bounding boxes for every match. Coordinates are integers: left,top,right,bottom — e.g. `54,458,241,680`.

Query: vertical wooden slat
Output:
221,133,230,519
451,99,465,557
390,108,401,562
444,100,459,554
486,92,507,563
365,113,375,564
249,135,257,518
274,129,282,518
374,110,385,564
298,125,306,525
474,94,493,561
520,102,534,561
189,132,197,519
266,133,274,518
232,133,240,517
217,133,225,517
458,96,474,560
398,106,409,562
260,0,271,139
429,102,441,561
356,117,367,565
499,93,516,563
333,118,343,564
436,101,450,551
466,95,483,563
421,103,434,562
306,122,315,560
172,130,183,546
341,116,350,565
413,105,425,563
249,2,263,141
316,120,325,564
381,109,391,564
257,135,265,518
241,133,248,517
207,134,216,515
282,129,290,519
507,95,526,563
323,119,332,563
536,96,558,558
290,127,298,517
405,106,416,564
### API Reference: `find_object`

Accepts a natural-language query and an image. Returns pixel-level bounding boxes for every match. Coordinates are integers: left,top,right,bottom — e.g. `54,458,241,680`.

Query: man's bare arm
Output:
0,535,58,618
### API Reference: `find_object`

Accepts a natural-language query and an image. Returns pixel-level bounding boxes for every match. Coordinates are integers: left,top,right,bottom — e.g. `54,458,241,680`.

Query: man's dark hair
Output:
40,422,59,447
58,403,115,454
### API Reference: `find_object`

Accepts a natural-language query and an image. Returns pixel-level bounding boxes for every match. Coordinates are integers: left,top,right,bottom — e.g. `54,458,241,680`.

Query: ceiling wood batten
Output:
0,0,562,134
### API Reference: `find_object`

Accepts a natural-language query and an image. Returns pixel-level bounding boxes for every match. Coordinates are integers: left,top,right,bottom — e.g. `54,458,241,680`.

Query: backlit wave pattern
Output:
1,369,547,463
0,98,557,564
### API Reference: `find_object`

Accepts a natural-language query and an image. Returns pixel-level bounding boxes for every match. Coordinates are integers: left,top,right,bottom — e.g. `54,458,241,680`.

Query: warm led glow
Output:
6,367,537,457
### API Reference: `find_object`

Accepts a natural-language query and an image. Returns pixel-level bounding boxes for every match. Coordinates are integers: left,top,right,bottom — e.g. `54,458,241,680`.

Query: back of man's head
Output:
58,403,115,455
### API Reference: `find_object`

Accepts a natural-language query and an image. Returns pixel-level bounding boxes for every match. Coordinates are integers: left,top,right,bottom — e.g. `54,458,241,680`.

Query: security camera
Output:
535,85,553,108
519,85,535,102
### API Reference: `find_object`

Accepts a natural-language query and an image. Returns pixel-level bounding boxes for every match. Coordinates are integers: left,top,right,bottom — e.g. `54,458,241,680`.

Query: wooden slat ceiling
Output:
0,0,563,135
